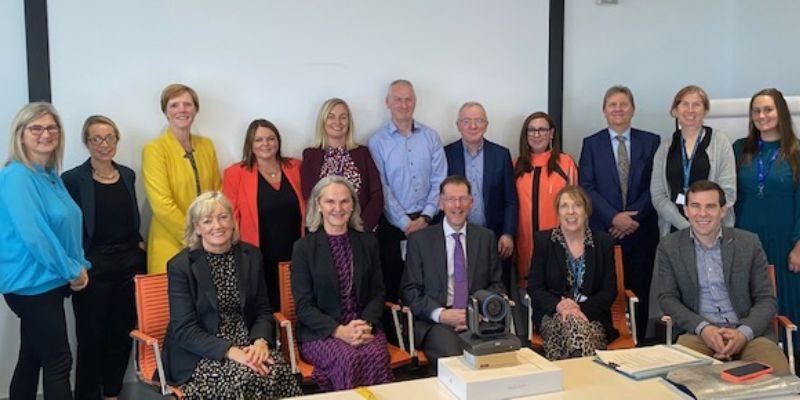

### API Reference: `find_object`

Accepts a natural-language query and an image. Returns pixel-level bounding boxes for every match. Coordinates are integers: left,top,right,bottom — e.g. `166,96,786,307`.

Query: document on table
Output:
595,345,713,379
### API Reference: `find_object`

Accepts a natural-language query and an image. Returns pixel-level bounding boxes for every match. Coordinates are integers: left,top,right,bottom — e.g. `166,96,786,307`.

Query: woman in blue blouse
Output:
733,88,800,363
0,102,90,399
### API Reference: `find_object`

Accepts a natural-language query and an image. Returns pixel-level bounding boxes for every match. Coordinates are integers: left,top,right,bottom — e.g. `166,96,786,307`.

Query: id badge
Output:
676,193,686,206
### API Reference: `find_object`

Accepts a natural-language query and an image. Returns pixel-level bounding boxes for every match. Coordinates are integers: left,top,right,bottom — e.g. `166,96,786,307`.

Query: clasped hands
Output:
609,211,639,240
700,325,747,361
556,297,588,322
227,339,274,376
334,319,375,347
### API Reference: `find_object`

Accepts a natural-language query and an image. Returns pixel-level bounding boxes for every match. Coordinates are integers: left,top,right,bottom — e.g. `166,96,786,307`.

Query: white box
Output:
437,348,563,400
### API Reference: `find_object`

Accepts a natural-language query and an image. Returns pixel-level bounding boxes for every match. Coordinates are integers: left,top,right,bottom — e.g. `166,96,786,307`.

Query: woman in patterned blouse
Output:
301,98,383,231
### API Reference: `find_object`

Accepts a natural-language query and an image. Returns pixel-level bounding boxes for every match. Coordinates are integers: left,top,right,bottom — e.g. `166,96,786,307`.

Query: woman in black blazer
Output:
291,175,392,391
61,115,146,400
161,191,300,399
528,185,618,360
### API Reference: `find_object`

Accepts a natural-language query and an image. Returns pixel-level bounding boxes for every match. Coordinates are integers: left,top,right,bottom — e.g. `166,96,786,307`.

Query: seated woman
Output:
291,176,393,391
161,191,301,399
528,186,618,360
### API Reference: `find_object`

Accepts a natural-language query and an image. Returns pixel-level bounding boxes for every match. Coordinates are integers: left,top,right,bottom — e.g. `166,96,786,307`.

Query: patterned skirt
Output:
179,349,302,400
300,330,393,391
540,314,607,361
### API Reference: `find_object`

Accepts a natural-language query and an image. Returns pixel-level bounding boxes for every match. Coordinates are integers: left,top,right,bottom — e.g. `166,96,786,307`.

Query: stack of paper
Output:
595,345,714,379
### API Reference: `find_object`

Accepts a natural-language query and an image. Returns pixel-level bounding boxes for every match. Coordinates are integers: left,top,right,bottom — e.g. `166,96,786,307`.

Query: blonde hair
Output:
670,85,710,116
184,191,240,250
311,98,358,149
305,175,363,232
81,115,120,144
7,102,64,171
160,83,200,114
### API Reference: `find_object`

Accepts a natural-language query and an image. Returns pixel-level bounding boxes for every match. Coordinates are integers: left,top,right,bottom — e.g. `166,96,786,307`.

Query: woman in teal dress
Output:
733,88,800,362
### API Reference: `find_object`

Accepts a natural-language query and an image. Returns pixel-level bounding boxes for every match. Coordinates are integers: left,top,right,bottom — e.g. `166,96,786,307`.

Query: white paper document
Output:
595,345,710,377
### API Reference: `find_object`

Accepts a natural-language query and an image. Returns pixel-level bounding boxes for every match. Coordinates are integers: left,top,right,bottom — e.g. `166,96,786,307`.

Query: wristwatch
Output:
421,214,432,224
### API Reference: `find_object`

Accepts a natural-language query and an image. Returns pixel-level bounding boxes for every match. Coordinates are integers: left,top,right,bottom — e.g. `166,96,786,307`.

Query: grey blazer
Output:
655,227,775,339
400,223,506,344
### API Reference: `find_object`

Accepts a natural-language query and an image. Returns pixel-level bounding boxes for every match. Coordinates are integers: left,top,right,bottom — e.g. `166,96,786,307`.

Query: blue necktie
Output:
452,233,468,309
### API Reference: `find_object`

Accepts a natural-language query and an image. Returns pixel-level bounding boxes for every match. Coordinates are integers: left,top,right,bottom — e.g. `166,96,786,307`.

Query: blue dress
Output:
733,138,800,353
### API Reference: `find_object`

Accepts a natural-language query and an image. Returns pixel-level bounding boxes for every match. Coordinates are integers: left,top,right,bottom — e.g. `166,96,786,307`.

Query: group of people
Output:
1,79,798,399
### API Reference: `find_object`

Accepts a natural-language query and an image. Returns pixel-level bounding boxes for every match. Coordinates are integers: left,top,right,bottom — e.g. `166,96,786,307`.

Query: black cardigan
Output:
161,242,274,385
528,229,619,342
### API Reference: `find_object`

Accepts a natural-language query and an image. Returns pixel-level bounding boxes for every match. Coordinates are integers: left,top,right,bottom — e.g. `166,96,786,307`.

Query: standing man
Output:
444,101,517,292
579,85,660,342
400,176,505,366
656,180,790,375
368,79,447,302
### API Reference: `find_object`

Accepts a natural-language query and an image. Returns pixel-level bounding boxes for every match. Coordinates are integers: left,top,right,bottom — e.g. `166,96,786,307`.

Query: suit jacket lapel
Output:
191,249,219,312
679,231,699,298
315,232,341,296
600,130,622,190
581,241,598,293
466,226,479,293
452,140,466,176
721,229,735,289
481,141,492,208
628,131,644,196
245,167,259,232
431,230,448,302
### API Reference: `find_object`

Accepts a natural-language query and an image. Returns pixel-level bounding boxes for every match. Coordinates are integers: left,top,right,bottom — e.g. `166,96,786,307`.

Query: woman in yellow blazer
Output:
142,84,221,273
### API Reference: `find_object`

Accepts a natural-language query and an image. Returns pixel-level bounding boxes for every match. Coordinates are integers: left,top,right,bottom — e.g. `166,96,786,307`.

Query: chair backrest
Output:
767,264,777,297
278,261,296,323
133,273,170,381
611,245,631,336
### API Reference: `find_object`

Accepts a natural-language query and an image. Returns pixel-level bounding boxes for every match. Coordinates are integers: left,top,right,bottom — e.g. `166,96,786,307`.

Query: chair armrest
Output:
624,289,638,302
775,315,797,331
384,301,406,352
273,312,298,374
775,315,797,375
624,289,639,345
523,294,533,342
661,315,674,346
130,329,158,346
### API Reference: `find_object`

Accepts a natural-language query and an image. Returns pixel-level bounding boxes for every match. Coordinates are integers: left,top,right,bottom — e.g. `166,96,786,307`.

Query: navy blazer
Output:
61,158,144,250
578,128,660,233
444,139,518,238
162,242,274,385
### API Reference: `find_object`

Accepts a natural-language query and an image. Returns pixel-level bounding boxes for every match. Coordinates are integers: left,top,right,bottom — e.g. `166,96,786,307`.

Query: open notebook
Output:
594,345,714,379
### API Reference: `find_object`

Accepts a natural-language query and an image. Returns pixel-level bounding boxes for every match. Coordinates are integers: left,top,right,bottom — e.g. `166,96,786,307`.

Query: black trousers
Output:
620,231,658,343
4,286,73,400
376,214,408,302
72,269,136,399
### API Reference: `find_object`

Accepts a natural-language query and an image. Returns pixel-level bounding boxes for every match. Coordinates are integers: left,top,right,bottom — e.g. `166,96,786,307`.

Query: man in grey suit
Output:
401,175,505,367
656,180,789,375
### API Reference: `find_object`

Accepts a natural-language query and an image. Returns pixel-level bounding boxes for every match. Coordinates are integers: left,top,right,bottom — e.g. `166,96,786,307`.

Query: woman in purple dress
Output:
291,175,393,391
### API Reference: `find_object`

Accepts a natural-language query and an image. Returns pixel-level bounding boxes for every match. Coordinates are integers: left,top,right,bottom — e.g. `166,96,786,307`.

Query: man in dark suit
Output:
400,175,506,367
656,180,789,375
444,101,518,291
579,85,660,342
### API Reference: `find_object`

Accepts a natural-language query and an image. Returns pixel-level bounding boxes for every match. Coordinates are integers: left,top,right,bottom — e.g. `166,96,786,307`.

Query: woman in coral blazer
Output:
142,84,221,274
223,119,305,307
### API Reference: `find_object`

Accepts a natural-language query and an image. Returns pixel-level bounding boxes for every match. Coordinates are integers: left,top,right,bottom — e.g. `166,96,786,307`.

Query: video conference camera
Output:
459,290,521,368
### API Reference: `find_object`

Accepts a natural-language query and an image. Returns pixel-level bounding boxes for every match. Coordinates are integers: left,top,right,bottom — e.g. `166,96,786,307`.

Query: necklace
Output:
258,164,280,179
92,168,118,180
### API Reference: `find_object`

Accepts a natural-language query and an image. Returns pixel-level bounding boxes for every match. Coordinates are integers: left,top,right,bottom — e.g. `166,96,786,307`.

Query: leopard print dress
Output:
179,250,303,399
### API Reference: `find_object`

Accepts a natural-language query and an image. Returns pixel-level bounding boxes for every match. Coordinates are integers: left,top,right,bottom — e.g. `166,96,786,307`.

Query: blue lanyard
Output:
756,140,780,195
680,130,704,191
567,253,585,300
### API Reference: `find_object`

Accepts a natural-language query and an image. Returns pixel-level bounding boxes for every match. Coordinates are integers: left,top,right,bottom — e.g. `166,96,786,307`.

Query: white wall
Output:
0,1,29,397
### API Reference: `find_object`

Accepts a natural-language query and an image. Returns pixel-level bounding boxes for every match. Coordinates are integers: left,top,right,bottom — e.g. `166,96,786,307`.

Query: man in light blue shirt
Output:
368,79,447,301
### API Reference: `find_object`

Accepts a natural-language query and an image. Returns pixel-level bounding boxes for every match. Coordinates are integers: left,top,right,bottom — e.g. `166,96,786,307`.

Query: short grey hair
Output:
7,102,65,171
306,175,364,233
457,101,486,116
387,79,414,96
184,191,240,250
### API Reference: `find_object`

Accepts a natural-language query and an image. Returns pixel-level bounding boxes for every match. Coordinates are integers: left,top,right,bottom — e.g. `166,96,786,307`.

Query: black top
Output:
92,178,136,246
257,173,301,262
666,126,712,216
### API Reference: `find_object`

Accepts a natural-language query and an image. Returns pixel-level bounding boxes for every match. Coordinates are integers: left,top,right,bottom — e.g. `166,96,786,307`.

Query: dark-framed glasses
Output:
526,127,552,137
26,125,61,136
87,135,118,146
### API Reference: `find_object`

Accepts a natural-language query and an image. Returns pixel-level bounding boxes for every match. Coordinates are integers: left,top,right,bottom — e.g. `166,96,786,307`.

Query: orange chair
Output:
129,273,183,398
662,264,797,375
524,245,639,350
273,262,412,382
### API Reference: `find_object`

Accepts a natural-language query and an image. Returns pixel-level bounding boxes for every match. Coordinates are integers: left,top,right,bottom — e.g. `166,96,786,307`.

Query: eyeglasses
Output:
26,125,61,136
442,196,473,205
87,135,118,146
457,118,487,126
526,127,552,137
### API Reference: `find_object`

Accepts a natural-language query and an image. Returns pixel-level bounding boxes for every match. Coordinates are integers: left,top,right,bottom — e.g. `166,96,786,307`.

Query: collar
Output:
689,227,723,249
443,219,467,238
388,119,418,136
608,127,631,142
463,139,484,157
